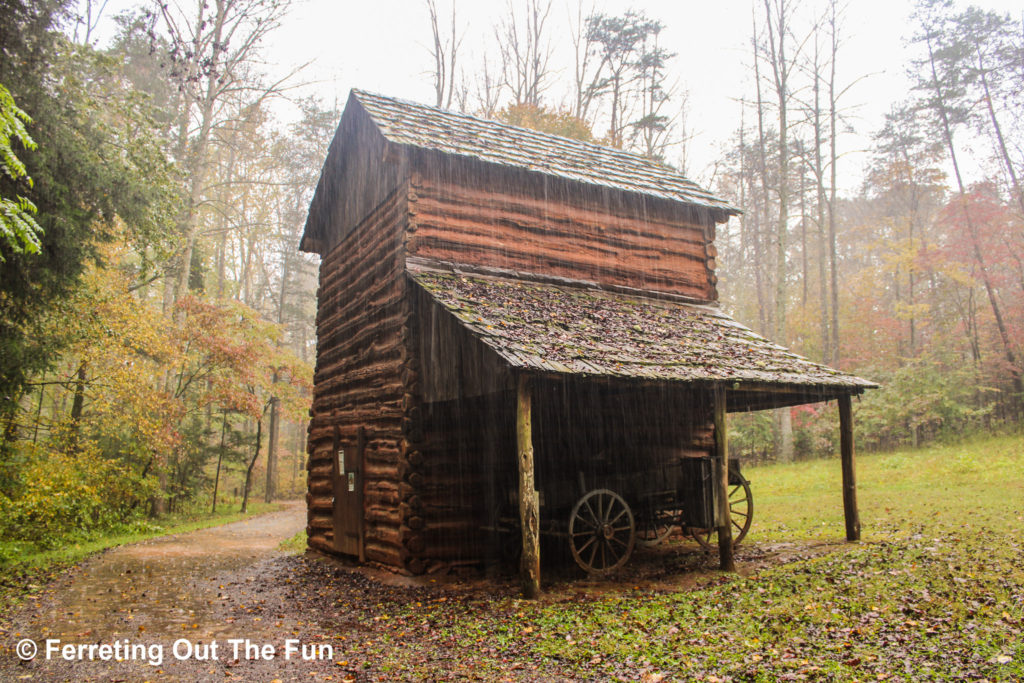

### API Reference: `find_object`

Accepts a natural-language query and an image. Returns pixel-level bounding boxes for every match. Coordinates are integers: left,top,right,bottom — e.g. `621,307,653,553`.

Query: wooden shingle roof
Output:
353,90,739,217
410,264,876,394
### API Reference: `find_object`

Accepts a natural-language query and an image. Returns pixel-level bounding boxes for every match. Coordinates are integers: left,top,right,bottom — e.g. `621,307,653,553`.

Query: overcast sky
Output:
93,0,1021,191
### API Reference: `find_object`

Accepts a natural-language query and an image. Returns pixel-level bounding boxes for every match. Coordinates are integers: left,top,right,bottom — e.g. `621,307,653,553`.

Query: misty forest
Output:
0,0,1022,680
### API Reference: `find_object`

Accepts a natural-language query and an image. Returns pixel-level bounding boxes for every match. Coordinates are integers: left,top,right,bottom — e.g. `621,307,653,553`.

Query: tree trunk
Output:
212,411,227,514
776,407,794,463
31,385,44,444
764,0,790,344
241,416,263,513
752,6,772,336
976,47,1024,217
828,0,841,366
812,42,831,363
799,159,808,306
68,360,87,450
70,360,87,423
264,393,280,503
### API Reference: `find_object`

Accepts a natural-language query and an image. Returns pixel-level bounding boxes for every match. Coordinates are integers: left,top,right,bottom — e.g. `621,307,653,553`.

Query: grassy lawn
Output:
0,501,284,626
351,433,1023,681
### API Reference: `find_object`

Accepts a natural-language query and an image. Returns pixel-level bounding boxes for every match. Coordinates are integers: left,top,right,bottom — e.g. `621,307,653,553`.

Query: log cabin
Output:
299,90,875,594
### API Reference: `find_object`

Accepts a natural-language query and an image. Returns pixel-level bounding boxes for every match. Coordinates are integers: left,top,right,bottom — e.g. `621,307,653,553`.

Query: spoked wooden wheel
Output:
636,507,677,547
569,489,636,574
688,476,753,551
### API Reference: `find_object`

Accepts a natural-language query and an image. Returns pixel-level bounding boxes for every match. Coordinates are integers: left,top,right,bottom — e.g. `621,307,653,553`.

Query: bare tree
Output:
569,0,599,124
73,0,110,45
151,0,296,316
426,0,462,109
826,0,843,365
495,0,553,107
751,5,773,337
796,2,836,364
470,52,503,117
807,25,831,362
759,0,799,345
755,0,808,463
675,90,694,177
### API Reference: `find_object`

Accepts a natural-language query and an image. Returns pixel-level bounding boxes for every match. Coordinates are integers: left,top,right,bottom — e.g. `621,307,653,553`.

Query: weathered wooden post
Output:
838,394,861,541
713,384,735,571
516,374,541,598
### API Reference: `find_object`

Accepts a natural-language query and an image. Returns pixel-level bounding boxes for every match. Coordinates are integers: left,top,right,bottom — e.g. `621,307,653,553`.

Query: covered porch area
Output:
410,261,876,596
511,375,865,597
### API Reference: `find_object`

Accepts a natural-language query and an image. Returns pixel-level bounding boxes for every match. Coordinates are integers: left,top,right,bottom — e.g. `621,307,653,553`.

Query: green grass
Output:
0,501,284,626
748,434,1024,545
279,530,308,553
353,433,1024,681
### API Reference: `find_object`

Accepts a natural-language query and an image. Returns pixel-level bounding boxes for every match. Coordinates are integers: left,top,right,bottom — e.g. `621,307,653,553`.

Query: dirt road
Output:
0,503,329,682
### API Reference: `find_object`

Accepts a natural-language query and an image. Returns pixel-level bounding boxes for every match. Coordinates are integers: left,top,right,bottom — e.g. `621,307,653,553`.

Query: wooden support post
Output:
516,374,541,598
838,394,861,541
714,384,735,572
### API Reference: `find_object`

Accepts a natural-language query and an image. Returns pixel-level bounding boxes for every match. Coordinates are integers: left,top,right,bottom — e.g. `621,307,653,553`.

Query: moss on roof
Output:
411,268,875,391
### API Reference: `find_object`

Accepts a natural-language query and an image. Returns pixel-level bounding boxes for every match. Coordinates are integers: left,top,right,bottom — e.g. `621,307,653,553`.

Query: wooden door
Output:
332,426,365,559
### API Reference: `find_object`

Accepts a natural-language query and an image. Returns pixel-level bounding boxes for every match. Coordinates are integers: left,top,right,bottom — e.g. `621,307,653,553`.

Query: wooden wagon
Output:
489,449,751,574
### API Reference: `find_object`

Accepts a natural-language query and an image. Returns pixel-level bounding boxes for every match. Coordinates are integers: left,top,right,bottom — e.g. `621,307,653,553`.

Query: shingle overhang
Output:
409,263,876,400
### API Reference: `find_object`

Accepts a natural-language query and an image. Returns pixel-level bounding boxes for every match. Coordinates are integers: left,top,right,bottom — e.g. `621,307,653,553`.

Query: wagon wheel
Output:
688,475,753,552
569,489,636,574
636,507,677,547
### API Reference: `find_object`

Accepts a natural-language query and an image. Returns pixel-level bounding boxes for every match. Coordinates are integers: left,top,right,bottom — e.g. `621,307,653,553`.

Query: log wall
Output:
406,160,718,301
306,183,429,573
302,100,407,254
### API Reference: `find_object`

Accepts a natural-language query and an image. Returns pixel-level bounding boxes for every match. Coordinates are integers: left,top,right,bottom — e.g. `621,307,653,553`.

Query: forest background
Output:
0,0,1020,555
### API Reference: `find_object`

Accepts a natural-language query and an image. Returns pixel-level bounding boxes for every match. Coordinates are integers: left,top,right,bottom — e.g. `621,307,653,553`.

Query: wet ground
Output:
0,507,846,682
1,503,315,682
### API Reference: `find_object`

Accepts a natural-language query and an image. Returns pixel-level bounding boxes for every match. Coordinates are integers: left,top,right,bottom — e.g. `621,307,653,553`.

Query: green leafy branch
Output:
0,83,43,261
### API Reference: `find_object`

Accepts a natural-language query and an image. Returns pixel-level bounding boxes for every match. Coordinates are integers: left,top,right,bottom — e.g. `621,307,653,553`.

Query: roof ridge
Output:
352,89,737,210
352,88,684,173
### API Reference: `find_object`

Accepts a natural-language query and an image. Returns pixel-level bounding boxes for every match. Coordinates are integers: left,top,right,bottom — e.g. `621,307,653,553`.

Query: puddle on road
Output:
29,505,306,642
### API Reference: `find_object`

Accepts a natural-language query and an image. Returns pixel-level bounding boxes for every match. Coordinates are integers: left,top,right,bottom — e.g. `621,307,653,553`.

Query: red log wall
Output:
406,165,718,301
